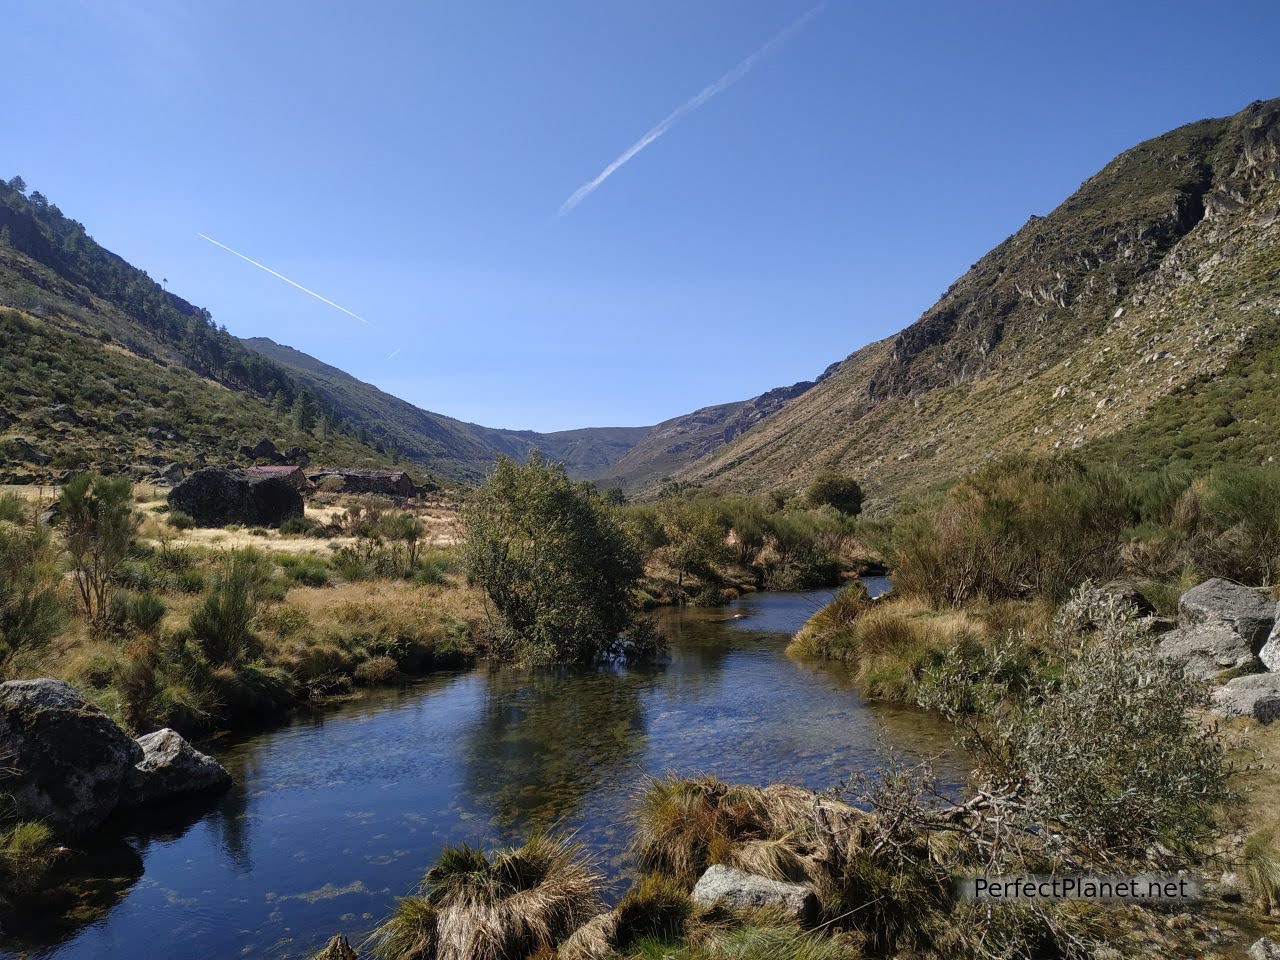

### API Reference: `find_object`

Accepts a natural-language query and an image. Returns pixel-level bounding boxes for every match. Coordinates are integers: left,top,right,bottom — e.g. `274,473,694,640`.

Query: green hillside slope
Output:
0,181,401,480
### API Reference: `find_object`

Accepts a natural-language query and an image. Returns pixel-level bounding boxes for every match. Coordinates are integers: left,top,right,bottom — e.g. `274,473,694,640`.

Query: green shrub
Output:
806,472,864,516
0,502,65,676
60,473,139,636
886,457,1134,605
190,553,264,665
168,510,196,530
126,592,167,635
463,453,657,663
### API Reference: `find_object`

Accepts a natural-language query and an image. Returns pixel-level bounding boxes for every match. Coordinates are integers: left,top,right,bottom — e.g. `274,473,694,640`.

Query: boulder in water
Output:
0,679,142,836
125,728,232,805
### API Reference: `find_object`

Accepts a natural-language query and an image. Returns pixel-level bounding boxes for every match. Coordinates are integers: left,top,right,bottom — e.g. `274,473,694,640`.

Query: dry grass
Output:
367,833,602,960
788,592,1048,702
628,776,868,902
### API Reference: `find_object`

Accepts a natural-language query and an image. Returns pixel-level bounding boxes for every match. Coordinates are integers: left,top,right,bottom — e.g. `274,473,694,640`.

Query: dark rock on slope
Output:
168,466,303,527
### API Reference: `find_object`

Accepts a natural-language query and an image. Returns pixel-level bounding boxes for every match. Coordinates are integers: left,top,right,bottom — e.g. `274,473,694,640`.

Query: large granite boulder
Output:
238,437,281,463
1213,673,1280,724
1158,622,1258,679
125,728,231,806
1179,579,1275,649
1250,937,1280,960
0,679,142,836
1257,609,1280,671
168,467,303,528
690,864,817,924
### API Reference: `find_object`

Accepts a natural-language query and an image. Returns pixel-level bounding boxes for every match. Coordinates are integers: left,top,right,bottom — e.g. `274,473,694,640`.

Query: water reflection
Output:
461,662,654,835
10,587,965,960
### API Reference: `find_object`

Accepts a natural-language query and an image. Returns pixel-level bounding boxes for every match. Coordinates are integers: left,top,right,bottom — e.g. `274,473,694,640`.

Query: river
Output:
9,581,966,959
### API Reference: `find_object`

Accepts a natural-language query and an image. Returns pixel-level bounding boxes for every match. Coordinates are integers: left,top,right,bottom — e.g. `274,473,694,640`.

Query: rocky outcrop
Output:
0,679,143,836
1158,622,1258,679
167,467,303,527
1178,578,1276,649
1258,613,1280,671
690,864,817,925
0,680,232,837
1250,937,1280,960
1213,674,1280,724
126,728,232,805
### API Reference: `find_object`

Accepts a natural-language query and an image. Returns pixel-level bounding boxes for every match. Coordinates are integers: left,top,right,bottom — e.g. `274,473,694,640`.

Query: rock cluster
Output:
167,466,303,527
0,679,232,837
1148,578,1280,723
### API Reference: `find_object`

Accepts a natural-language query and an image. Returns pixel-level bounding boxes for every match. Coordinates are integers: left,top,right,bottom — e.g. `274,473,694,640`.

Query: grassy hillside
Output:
673,98,1280,509
0,191,409,482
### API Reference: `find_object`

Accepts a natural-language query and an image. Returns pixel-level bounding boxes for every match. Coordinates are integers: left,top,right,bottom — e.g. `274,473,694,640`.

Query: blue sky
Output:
5,1,1278,431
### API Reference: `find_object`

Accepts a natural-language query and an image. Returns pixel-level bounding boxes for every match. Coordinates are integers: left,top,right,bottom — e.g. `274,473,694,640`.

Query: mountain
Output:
242,336,649,483
592,372,834,492
0,173,794,488
673,98,1280,506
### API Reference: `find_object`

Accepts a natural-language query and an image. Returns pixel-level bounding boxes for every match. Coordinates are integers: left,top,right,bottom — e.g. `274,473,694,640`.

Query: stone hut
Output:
306,468,416,497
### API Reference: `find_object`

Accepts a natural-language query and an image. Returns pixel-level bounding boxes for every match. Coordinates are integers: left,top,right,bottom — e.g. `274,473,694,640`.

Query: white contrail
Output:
556,3,825,217
386,347,401,360
197,232,368,324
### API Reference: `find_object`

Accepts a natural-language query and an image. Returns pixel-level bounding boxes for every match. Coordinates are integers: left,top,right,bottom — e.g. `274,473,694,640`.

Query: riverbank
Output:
2,589,955,958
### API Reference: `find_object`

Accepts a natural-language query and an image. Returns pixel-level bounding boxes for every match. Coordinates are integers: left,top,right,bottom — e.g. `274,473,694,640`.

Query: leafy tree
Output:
292,388,319,432
658,498,730,588
806,472,864,516
462,453,657,662
6,175,25,195
60,474,138,636
0,495,65,675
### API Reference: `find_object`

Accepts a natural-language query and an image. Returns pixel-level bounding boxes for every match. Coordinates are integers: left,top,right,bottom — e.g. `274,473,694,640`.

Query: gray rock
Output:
1250,937,1280,960
239,437,281,463
1098,579,1156,616
126,728,231,805
1141,615,1177,636
690,864,817,924
1258,607,1280,671
282,446,310,467
1213,673,1280,723
0,679,142,836
156,462,184,485
168,467,303,528
3,437,51,466
1179,578,1275,649
46,404,81,425
1159,622,1259,679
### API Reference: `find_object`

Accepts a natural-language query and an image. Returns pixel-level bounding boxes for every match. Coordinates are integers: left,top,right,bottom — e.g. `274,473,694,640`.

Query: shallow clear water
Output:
11,582,965,960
